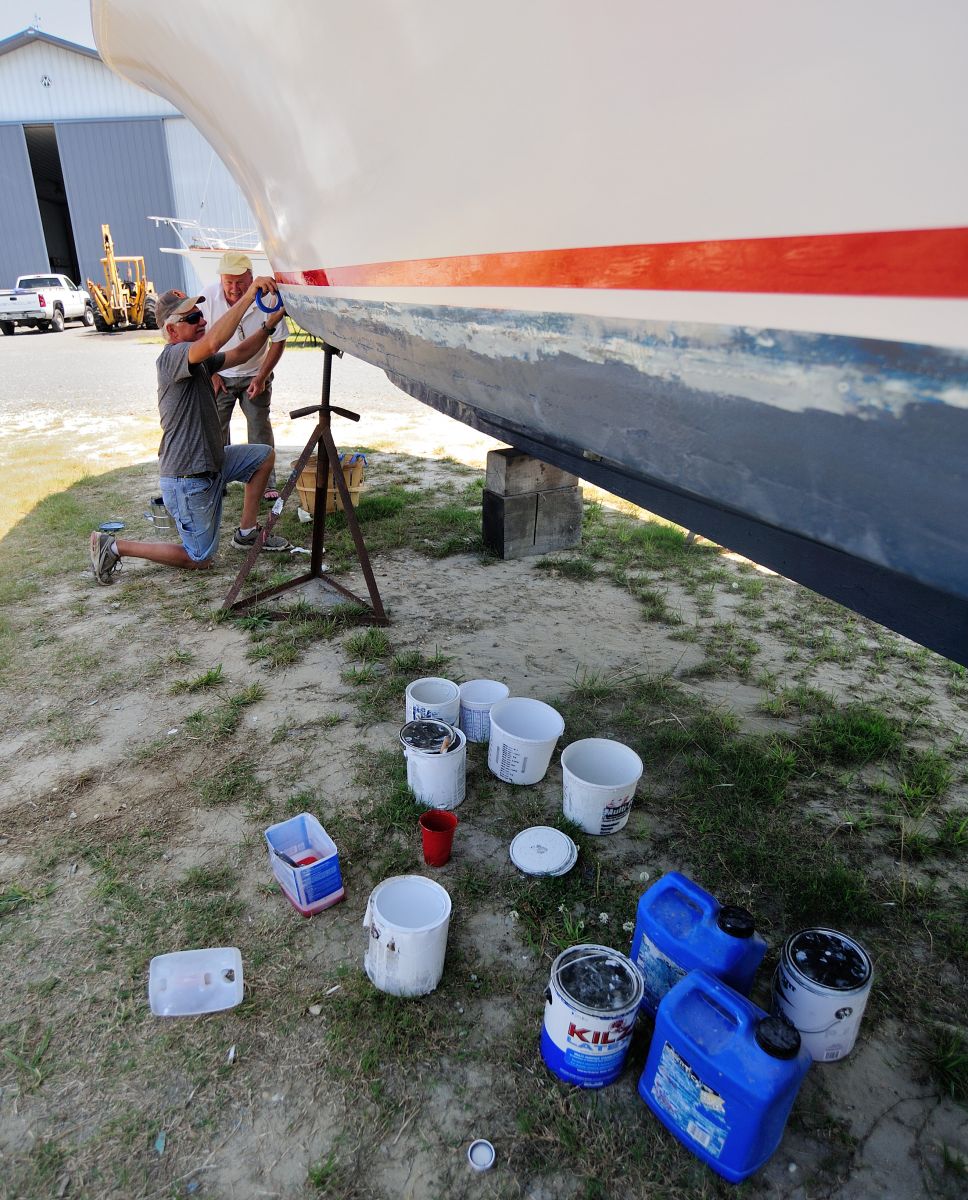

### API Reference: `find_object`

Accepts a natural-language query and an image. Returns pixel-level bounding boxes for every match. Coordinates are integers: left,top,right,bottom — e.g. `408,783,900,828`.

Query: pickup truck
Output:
0,274,94,335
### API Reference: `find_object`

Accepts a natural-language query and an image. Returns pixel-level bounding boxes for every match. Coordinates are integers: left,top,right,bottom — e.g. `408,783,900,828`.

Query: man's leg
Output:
216,389,239,446
239,450,275,529
223,445,291,552
240,376,276,490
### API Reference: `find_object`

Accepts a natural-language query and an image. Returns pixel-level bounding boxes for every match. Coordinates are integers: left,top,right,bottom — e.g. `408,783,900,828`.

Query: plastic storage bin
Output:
639,970,811,1182
264,813,345,916
630,871,766,1014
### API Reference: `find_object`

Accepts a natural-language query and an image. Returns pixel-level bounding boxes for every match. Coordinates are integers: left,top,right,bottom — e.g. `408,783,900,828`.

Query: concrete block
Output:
482,486,583,559
485,448,579,497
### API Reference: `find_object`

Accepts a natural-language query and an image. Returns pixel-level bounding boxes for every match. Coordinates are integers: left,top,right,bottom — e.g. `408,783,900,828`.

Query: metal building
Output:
0,27,255,294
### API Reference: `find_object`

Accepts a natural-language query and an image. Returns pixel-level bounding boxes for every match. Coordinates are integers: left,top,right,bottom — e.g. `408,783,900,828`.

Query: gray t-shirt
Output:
156,342,226,476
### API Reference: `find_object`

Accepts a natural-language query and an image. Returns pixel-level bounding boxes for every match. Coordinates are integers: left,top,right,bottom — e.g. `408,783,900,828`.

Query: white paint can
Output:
561,738,643,835
773,927,873,1062
405,676,460,725
403,724,467,810
363,875,452,997
487,697,565,785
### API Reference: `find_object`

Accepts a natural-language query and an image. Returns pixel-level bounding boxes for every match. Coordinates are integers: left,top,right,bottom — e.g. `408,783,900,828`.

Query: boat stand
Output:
221,344,388,624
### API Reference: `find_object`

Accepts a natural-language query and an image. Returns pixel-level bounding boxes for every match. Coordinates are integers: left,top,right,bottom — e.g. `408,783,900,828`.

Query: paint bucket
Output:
560,738,644,835
405,676,460,725
639,970,812,1183
772,928,873,1062
363,875,452,997
541,943,643,1088
403,724,467,809
419,809,459,866
487,697,565,785
458,679,510,742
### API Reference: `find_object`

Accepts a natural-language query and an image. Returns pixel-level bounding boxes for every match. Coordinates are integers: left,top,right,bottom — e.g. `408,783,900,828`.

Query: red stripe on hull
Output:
277,227,968,298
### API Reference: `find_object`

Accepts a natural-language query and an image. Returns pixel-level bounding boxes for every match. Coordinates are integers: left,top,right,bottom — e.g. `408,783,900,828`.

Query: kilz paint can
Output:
773,928,873,1062
540,943,643,1088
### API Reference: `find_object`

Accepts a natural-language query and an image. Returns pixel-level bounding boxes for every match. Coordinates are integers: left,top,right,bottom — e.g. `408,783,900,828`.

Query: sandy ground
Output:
0,328,965,1199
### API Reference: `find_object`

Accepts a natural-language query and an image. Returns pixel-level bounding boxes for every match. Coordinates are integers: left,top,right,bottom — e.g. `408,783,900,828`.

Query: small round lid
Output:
467,1139,495,1170
399,719,456,753
509,827,577,876
717,905,756,938
755,1015,802,1059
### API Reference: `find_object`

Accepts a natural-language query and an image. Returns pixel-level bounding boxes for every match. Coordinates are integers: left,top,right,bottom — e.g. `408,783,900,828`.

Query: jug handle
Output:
695,971,755,1037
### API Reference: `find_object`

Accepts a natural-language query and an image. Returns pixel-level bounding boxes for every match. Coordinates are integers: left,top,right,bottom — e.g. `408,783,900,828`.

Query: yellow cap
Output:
216,251,253,276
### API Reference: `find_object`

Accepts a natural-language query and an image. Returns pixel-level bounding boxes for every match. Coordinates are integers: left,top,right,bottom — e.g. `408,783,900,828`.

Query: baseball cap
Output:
216,251,253,276
156,291,205,328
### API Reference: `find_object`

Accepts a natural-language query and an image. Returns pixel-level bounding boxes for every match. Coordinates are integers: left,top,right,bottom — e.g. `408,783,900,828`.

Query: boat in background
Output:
149,216,271,289
94,1,968,663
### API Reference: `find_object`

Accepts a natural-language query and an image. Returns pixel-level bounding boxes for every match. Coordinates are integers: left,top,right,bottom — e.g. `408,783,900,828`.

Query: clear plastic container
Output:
148,947,243,1016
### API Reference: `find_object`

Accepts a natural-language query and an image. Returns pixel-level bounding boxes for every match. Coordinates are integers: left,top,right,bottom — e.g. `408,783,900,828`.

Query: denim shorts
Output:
160,443,271,562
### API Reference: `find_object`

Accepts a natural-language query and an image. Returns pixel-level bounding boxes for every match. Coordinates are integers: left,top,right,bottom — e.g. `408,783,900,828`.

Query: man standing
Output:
204,251,288,501
88,279,291,584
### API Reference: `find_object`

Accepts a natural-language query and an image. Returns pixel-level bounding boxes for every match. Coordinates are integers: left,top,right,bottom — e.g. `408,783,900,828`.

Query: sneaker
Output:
231,525,292,552
89,530,122,585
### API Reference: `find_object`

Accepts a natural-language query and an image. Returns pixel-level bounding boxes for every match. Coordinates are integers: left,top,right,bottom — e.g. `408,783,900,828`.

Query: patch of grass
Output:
193,755,262,807
184,684,265,742
345,627,392,660
535,556,596,581
925,1027,968,1103
895,748,953,816
802,703,904,764
170,663,224,693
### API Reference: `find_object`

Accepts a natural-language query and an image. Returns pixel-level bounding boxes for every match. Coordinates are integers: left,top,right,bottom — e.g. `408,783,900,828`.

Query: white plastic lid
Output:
509,827,577,876
148,947,244,1017
467,1139,495,1171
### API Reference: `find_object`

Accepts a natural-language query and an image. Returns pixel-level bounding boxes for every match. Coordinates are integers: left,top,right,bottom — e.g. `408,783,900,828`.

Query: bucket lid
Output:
717,905,756,938
399,719,458,753
755,1015,802,1060
509,827,577,876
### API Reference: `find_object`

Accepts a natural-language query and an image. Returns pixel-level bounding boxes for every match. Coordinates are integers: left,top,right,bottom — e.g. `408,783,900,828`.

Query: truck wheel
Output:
142,294,159,331
0,321,13,337
50,308,65,333
82,305,95,327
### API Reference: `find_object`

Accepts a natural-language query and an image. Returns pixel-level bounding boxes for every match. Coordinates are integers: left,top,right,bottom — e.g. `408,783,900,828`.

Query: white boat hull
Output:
92,1,968,662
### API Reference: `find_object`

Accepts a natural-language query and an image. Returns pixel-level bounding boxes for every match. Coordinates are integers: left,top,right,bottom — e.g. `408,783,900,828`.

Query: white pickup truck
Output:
0,274,95,335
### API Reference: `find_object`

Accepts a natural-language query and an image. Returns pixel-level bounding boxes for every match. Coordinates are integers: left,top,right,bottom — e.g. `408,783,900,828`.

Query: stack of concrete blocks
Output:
482,448,583,559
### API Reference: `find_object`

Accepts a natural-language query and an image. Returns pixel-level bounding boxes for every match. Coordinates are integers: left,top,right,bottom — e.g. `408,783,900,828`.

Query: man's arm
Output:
220,310,286,371
187,276,277,364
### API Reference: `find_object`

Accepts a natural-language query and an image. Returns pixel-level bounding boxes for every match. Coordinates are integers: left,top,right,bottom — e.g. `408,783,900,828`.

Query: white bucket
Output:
773,928,873,1062
404,726,467,810
561,738,644,835
405,676,460,725
363,875,452,997
487,697,565,785
459,679,510,743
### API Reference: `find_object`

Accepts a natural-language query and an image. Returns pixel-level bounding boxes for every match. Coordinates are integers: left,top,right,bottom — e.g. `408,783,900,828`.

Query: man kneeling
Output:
90,281,291,584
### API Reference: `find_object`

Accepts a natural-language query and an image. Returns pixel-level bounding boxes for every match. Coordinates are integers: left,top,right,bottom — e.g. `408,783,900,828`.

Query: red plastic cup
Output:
419,809,458,867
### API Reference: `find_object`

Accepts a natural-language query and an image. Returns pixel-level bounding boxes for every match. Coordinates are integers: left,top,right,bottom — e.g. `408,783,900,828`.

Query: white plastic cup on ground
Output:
560,738,644,835
487,697,565,785
458,679,510,742
405,676,460,725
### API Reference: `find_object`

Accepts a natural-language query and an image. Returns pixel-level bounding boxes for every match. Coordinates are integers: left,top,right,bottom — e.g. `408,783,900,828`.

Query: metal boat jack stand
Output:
221,344,388,624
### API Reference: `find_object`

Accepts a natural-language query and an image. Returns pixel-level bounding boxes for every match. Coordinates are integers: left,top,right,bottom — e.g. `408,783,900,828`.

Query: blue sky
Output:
1,1,96,49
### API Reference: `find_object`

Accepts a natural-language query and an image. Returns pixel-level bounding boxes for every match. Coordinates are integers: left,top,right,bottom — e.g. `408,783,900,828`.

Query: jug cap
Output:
755,1015,802,1059
717,904,756,938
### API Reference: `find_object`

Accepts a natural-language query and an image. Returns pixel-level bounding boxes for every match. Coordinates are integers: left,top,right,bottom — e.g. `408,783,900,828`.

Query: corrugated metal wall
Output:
0,123,49,283
56,119,189,293
2,41,177,122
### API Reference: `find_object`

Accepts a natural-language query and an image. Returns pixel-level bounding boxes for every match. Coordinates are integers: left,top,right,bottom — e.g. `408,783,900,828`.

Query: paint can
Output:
540,943,643,1088
487,697,565,785
772,928,873,1062
405,676,460,725
401,721,467,809
363,875,452,997
561,737,643,835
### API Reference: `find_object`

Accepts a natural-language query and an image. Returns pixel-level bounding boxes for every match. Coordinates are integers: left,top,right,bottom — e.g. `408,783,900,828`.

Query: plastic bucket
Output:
404,725,467,810
773,928,873,1061
561,738,644,835
363,875,452,997
405,676,460,725
541,943,643,1088
487,697,565,785
459,679,510,743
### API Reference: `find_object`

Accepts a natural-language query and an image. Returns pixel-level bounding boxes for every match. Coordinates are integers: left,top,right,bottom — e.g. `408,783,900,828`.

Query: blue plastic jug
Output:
639,970,812,1183
629,871,767,1014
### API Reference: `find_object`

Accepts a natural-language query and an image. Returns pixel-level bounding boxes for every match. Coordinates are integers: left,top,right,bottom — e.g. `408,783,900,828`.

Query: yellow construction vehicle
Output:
86,224,158,332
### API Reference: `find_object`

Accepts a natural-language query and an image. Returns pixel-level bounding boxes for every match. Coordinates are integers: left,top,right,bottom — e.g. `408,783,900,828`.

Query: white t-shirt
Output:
201,281,289,380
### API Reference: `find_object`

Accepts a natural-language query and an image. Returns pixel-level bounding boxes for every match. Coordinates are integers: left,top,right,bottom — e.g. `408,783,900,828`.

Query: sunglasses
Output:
177,309,204,325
